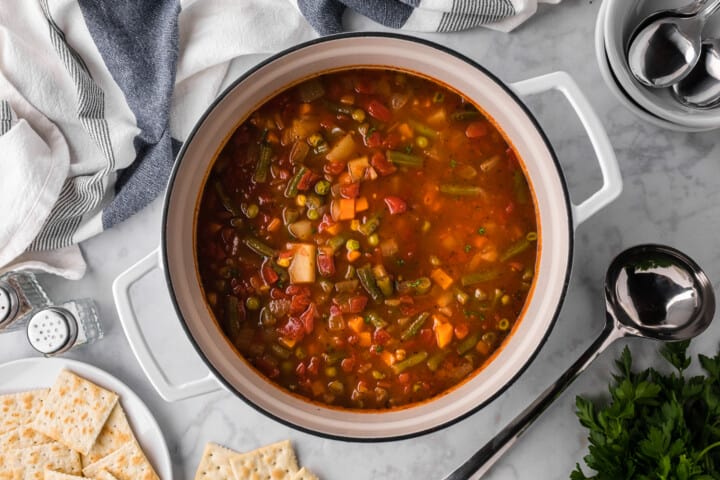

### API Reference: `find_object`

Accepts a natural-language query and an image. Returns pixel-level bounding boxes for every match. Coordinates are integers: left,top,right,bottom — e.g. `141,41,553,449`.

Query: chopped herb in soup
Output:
196,69,538,409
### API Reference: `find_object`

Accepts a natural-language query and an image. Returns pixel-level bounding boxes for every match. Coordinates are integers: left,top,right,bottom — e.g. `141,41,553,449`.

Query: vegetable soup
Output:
196,69,538,409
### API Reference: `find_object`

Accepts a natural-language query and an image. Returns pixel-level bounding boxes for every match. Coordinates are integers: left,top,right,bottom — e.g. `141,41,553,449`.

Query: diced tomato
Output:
324,161,346,176
398,373,411,384
296,169,319,191
505,202,515,215
382,132,402,150
347,295,369,314
285,285,311,296
465,122,488,138
370,151,396,176
366,99,393,122
384,196,407,215
419,328,434,347
299,303,317,334
289,294,311,314
319,113,337,130
270,287,286,299
354,78,374,94
373,328,392,345
278,316,305,341
261,261,279,285
365,130,382,148
340,182,360,199
347,334,359,345
317,250,336,277
295,362,307,377
307,356,321,376
317,213,338,234
399,304,419,316
341,357,355,373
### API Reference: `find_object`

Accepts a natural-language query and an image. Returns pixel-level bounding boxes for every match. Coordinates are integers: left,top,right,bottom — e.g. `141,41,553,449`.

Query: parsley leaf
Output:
573,342,720,479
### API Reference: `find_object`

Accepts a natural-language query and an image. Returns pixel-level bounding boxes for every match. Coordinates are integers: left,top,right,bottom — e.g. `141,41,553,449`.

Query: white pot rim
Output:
161,32,575,441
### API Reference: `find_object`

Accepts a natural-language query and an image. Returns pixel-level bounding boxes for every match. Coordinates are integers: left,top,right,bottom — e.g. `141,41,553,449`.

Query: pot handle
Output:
112,248,221,402
510,71,622,228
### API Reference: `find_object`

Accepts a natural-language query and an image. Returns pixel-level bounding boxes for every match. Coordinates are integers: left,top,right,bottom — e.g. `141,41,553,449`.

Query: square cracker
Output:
229,440,299,480
0,426,53,450
0,470,22,480
194,443,239,480
291,468,319,480
31,370,118,455
43,471,85,479
82,440,158,480
81,404,134,466
10,443,81,480
0,390,48,435
0,450,22,473
93,471,119,480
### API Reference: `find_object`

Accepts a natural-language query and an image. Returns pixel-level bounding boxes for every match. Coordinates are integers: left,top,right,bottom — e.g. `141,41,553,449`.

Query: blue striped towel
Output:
0,0,558,278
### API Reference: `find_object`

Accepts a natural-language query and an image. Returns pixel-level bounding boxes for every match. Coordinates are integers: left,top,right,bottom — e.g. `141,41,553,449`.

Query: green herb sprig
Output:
572,341,720,480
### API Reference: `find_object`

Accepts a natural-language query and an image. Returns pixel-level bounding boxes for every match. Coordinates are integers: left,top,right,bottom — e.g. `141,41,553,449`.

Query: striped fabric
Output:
0,101,11,136
29,0,117,251
438,0,515,32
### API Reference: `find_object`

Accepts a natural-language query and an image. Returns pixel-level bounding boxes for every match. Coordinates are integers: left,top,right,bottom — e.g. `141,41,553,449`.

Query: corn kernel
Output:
307,133,324,147
416,136,429,148
350,219,360,231
352,109,366,122
368,233,379,246
346,239,360,251
501,294,511,305
394,349,406,362
276,257,291,268
340,94,355,105
295,194,307,207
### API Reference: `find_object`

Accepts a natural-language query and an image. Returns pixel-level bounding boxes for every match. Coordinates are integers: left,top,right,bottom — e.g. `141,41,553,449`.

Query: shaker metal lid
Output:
27,307,77,355
0,282,19,326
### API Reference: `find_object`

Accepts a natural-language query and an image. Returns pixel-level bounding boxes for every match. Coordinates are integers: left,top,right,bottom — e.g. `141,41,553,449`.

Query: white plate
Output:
0,357,172,479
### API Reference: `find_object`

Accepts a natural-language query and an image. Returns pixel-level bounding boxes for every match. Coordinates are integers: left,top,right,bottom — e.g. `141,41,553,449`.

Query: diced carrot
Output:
398,123,413,139
267,217,282,232
299,103,312,115
473,235,489,249
348,315,365,333
454,323,469,340
381,351,394,366
355,196,369,212
325,223,341,236
338,172,353,185
279,337,297,349
476,340,490,356
431,268,454,290
434,322,454,349
338,198,355,220
266,130,280,144
347,250,362,263
465,121,488,139
358,331,372,347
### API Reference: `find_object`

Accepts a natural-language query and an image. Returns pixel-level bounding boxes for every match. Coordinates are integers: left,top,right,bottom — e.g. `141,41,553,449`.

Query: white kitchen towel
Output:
0,0,559,278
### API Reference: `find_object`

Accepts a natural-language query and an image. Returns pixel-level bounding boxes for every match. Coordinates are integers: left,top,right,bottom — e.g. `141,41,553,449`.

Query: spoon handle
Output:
443,320,623,480
698,0,720,18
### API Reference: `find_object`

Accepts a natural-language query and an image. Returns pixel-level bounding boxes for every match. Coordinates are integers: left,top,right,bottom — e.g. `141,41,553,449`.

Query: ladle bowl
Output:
444,244,715,480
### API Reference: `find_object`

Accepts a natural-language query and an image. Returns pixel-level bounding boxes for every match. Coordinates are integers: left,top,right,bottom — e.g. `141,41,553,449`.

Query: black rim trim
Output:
161,31,575,442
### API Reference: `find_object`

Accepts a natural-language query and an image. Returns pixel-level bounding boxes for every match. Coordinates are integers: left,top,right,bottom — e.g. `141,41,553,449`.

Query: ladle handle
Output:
443,321,623,480
699,0,720,18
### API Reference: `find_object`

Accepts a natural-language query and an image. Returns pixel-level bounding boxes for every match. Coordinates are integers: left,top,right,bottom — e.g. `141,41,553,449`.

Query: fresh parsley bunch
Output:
572,341,720,480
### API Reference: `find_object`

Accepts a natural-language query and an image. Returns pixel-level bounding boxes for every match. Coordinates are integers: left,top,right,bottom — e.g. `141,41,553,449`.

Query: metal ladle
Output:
627,0,720,88
444,244,715,480
672,39,720,108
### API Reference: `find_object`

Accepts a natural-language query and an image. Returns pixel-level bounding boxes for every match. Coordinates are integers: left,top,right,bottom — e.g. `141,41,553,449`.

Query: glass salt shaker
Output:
26,298,103,356
0,271,51,332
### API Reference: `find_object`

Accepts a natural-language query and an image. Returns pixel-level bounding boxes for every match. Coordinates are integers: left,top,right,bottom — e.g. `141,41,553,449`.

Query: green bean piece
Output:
326,235,346,253
392,351,429,374
387,150,424,168
500,238,531,262
365,311,388,329
357,265,384,303
242,237,277,257
426,351,449,372
408,119,438,139
224,296,243,339
398,277,432,296
450,110,482,121
298,78,325,102
439,184,483,196
321,99,354,115
284,166,308,198
334,279,359,293
269,259,289,285
457,333,479,355
271,343,292,360
357,213,381,236
253,142,273,183
401,312,430,340
214,181,242,216
282,207,300,225
324,350,347,365
460,270,500,287
376,276,393,297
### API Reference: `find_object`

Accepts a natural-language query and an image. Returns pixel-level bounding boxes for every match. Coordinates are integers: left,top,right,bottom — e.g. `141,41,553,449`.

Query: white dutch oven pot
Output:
113,34,622,440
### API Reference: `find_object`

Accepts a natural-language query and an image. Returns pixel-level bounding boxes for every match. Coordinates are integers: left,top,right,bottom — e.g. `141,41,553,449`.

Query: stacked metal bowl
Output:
596,0,720,132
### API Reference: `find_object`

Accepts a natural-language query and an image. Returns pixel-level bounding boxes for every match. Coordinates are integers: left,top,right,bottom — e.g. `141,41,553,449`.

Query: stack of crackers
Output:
195,440,319,480
0,369,159,480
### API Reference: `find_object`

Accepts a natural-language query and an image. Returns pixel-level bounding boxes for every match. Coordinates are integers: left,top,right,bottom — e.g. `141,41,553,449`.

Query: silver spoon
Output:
628,0,720,88
444,244,715,480
672,39,720,108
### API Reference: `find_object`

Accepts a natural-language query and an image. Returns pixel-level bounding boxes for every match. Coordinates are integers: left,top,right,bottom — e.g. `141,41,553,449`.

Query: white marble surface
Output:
3,2,720,479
